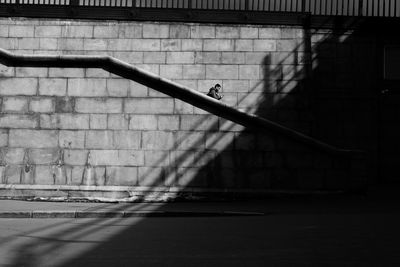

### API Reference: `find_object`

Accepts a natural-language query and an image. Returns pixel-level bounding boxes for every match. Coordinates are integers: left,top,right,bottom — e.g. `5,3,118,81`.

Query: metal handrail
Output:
0,0,398,18
0,48,363,156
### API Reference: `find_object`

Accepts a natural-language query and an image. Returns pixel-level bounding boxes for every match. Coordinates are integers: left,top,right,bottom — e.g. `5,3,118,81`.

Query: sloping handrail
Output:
0,48,361,156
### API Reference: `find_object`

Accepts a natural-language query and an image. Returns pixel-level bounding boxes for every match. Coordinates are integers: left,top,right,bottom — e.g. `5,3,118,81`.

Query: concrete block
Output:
240,27,258,38
254,40,277,51
86,131,114,149
71,166,85,185
38,79,67,96
0,65,14,78
216,27,240,38
206,65,238,79
16,67,48,77
29,148,59,164
235,133,256,150
175,131,205,150
4,165,21,184
206,132,235,150
108,39,132,51
125,98,174,114
59,130,85,148
180,115,218,131
143,52,166,64
169,25,190,38
35,26,61,37
259,28,281,39
160,39,181,51
221,52,245,64
64,149,88,165
142,131,175,150
0,38,17,50
93,26,119,38
0,25,7,37
107,114,129,130
0,130,8,147
49,68,85,78
9,26,34,37
191,25,215,38
182,65,205,79
222,80,249,93
113,52,144,64
174,99,194,114
55,97,74,113
182,39,203,51
90,114,107,129
9,130,58,148
256,134,275,151
2,97,29,113
204,40,234,51
239,65,260,79
176,167,207,187
218,118,245,132
75,98,123,113
129,115,158,130
277,40,300,52
62,25,93,38
114,131,141,149
68,79,107,97
58,38,84,51
131,39,161,51
235,40,253,51
166,52,195,64
129,81,148,97
4,148,24,164
85,69,110,78
39,38,58,50
83,39,108,51
170,150,195,167
281,28,298,39
173,80,197,90
286,153,313,168
119,25,142,38
0,114,38,128
0,78,37,96
158,115,180,130
89,150,144,166
30,98,54,113
40,114,89,129
138,167,164,186
245,52,269,64
106,167,138,186
143,24,169,38
144,151,170,167
148,88,169,98
194,52,221,64
263,153,283,167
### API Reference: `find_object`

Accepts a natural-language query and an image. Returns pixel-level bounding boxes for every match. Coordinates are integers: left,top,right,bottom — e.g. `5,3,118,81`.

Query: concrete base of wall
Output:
0,184,347,202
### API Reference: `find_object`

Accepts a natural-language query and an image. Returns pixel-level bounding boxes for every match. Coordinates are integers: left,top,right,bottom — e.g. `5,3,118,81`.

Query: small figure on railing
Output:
207,83,223,100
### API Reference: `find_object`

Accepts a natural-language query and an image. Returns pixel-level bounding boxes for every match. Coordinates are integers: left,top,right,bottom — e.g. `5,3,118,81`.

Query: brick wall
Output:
0,18,367,199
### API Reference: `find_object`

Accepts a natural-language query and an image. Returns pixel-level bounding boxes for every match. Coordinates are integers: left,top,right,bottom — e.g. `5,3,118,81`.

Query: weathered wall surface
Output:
0,18,366,199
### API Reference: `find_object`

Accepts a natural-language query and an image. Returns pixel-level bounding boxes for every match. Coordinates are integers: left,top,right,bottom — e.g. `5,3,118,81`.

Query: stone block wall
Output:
0,18,366,198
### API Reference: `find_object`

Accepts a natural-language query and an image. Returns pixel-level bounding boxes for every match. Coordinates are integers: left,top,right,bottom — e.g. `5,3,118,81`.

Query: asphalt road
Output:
1,207,400,267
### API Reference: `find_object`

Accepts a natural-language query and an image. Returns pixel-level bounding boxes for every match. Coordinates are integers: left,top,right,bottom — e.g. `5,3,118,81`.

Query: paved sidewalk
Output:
1,185,399,218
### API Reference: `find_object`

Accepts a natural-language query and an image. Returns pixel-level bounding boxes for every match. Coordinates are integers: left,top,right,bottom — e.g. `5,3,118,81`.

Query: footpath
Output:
0,185,399,218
